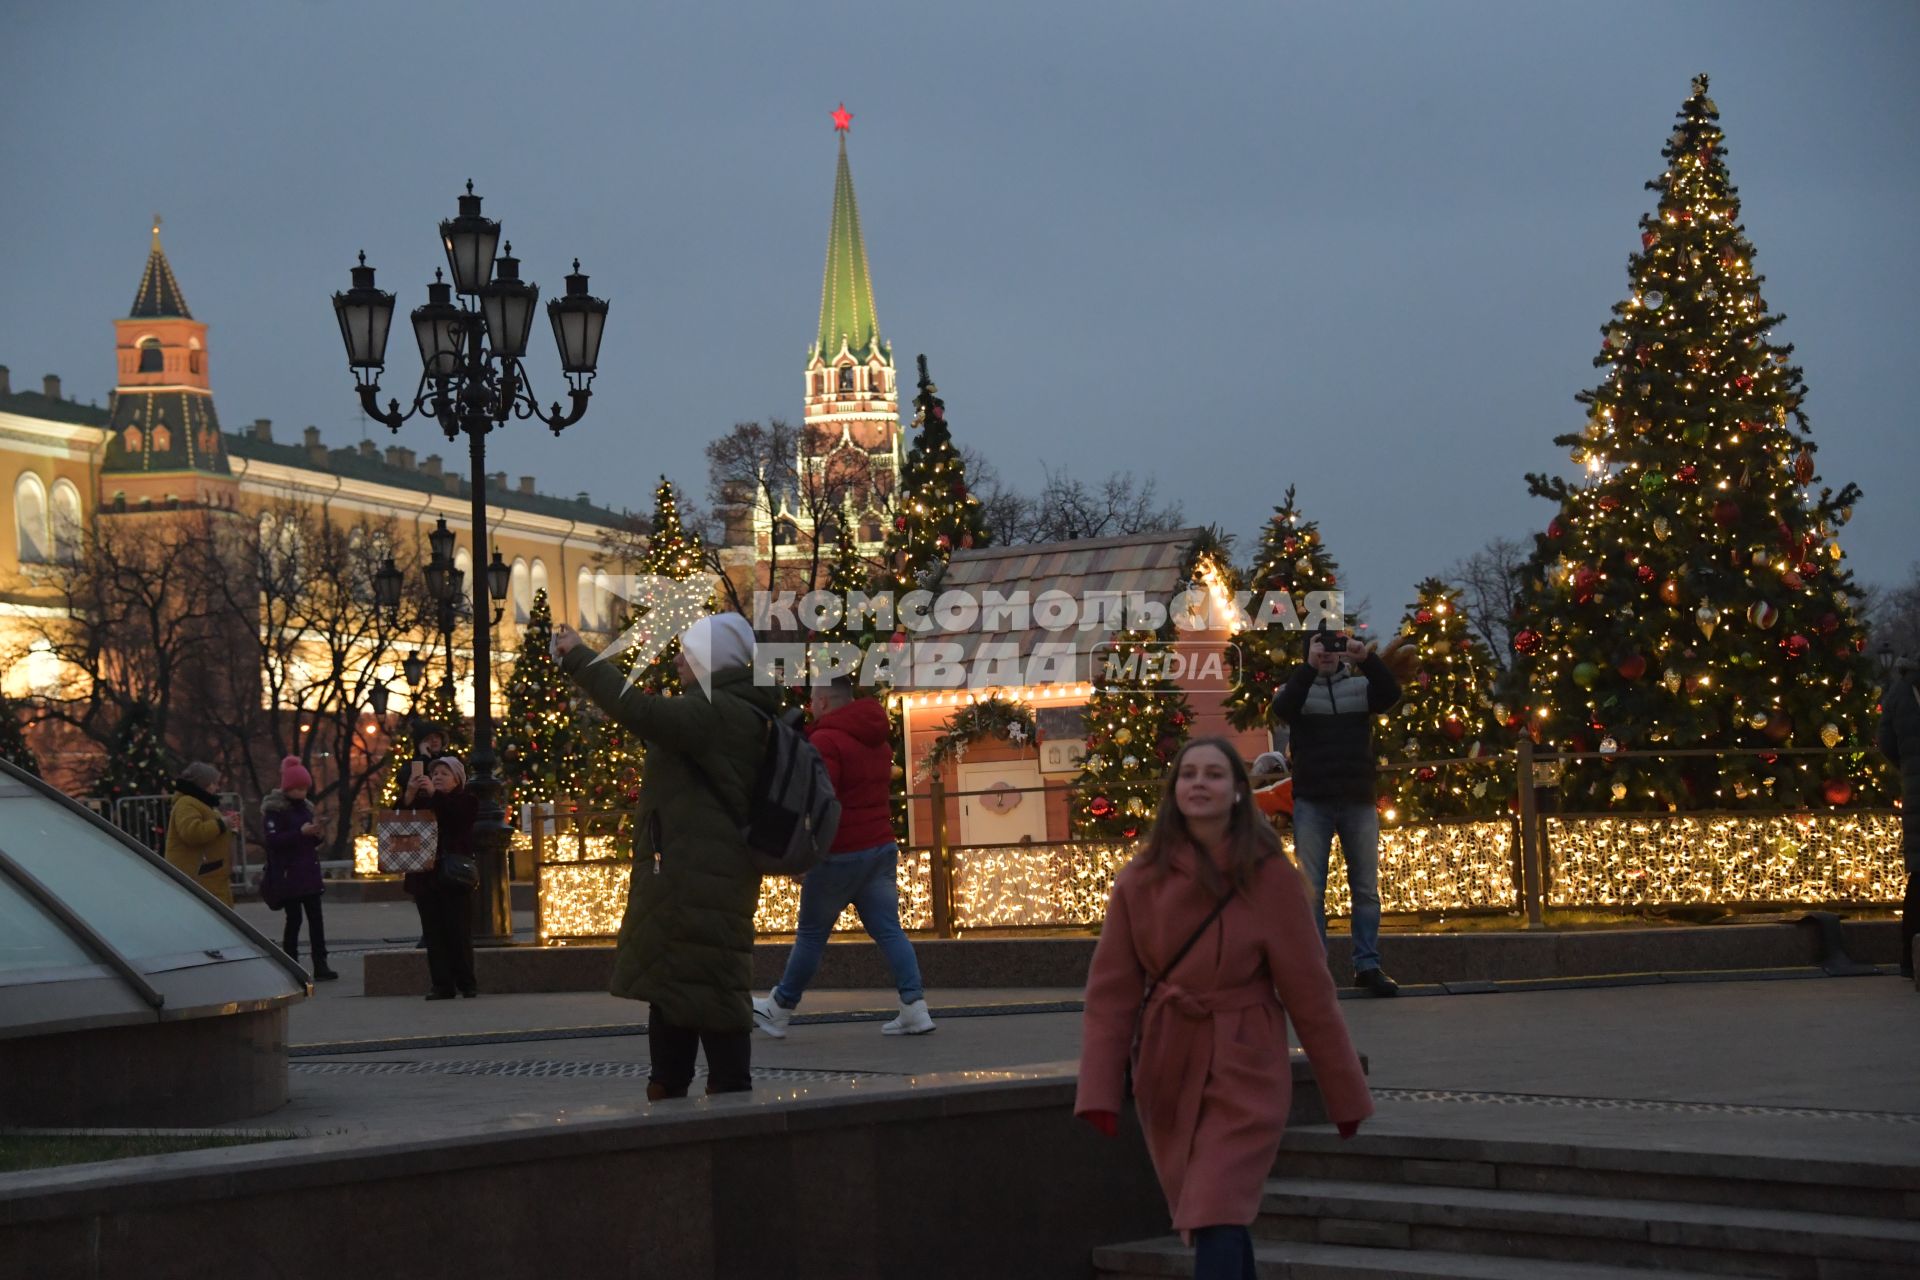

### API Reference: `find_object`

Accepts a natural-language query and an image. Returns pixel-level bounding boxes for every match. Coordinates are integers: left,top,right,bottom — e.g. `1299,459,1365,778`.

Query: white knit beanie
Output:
680,613,755,690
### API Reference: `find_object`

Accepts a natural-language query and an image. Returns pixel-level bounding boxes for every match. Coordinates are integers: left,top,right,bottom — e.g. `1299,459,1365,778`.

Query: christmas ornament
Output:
1114,727,1133,745
1659,577,1684,606
1780,571,1805,593
1711,500,1741,528
1823,778,1852,806
1653,516,1672,541
1611,782,1629,801
1089,796,1113,818
1696,604,1721,638
1793,450,1814,484
1747,601,1778,629
1765,710,1793,743
1638,471,1667,495
1513,629,1543,656
1676,465,1698,484
1572,663,1600,689
1121,754,1139,770
1820,723,1842,749
1617,653,1647,680
1817,612,1839,634
1443,717,1465,741
1662,668,1683,694
1126,795,1149,817
1782,633,1810,658
1643,290,1665,310
1294,557,1313,575
1636,563,1656,583
1747,711,1769,730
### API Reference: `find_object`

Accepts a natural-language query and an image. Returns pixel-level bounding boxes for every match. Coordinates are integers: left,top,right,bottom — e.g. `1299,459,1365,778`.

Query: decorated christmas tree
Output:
1379,579,1505,820
0,695,40,777
1223,486,1344,729
885,355,989,590
92,704,173,806
1074,631,1194,842
627,476,709,696
1507,75,1884,811
498,589,580,804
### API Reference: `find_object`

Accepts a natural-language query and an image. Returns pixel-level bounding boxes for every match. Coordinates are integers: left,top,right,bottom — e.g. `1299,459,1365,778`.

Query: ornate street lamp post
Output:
333,185,608,944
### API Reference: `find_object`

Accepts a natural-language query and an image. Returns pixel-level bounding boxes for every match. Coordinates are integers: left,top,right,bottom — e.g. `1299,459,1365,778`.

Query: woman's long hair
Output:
1134,737,1281,897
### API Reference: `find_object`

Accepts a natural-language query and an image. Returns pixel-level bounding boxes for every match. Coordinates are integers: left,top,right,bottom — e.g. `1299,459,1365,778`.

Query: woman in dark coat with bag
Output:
404,756,480,1000
554,612,774,1100
261,756,336,980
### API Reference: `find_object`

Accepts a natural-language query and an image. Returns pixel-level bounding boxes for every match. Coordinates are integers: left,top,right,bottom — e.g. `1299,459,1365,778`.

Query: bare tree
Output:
196,502,423,857
1448,536,1530,669
980,463,1186,545
2,510,234,781
1862,561,1920,671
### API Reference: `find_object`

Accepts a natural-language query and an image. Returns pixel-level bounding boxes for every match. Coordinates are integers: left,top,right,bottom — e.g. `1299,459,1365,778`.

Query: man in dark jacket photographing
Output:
1273,629,1403,996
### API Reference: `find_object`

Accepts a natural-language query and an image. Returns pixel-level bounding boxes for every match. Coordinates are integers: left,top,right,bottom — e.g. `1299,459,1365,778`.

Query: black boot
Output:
1354,967,1400,997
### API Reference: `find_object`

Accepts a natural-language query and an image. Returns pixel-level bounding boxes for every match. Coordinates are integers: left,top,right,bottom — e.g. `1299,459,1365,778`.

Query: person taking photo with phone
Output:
1272,628,1403,996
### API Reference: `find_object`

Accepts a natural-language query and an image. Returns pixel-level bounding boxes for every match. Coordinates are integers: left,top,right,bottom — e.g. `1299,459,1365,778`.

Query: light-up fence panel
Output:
1544,811,1906,907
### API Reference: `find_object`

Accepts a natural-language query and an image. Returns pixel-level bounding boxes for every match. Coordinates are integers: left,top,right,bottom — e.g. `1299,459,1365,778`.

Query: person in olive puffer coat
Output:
554,612,774,1099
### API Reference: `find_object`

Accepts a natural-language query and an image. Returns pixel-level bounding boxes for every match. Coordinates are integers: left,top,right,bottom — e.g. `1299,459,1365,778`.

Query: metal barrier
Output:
528,746,1907,943
102,791,250,891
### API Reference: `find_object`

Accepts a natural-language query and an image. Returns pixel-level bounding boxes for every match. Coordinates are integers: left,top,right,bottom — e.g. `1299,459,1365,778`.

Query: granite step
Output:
1279,1130,1920,1219
1093,1235,1733,1278
1255,1176,1920,1278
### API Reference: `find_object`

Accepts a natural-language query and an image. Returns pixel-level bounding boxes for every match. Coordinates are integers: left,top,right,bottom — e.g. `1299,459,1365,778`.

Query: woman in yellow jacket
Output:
165,761,235,905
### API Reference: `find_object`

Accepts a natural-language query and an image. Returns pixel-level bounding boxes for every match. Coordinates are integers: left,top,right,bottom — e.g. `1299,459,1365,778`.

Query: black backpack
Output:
737,705,841,876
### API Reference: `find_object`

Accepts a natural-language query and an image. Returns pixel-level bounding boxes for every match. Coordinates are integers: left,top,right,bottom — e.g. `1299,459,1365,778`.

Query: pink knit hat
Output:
280,755,313,792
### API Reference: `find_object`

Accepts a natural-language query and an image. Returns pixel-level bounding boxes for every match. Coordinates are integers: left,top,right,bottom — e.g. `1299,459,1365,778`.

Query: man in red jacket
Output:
754,678,933,1037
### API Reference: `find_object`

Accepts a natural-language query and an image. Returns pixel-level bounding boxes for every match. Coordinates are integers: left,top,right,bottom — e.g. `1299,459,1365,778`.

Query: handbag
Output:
376,809,439,874
1123,887,1236,1101
438,852,480,890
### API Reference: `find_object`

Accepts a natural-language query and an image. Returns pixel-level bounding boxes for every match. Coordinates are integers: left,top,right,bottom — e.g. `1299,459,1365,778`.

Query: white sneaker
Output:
881,998,935,1036
752,995,791,1039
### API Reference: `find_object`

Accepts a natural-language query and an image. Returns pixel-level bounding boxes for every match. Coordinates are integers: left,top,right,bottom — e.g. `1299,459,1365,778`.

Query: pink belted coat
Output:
1076,844,1374,1234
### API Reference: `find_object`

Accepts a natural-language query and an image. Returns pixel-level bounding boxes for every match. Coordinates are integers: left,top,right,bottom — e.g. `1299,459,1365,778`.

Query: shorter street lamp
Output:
487,549,511,625
369,683,391,719
402,649,427,691
373,555,404,623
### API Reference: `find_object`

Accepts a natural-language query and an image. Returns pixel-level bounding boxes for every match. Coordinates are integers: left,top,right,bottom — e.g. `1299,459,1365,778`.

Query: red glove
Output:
1081,1110,1119,1138
1337,1120,1362,1140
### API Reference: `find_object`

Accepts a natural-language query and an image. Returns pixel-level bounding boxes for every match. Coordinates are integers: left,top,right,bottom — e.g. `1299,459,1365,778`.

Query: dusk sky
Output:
3,1,1915,622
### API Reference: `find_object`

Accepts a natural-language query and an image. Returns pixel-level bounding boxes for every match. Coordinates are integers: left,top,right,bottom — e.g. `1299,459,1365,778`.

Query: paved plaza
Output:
235,900,1920,1168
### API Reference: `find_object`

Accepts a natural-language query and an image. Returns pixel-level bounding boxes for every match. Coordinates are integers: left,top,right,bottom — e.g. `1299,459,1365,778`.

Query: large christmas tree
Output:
885,355,989,590
1223,486,1344,729
1379,579,1505,820
0,695,40,777
1074,630,1195,842
92,704,173,806
1508,75,1883,811
498,589,580,804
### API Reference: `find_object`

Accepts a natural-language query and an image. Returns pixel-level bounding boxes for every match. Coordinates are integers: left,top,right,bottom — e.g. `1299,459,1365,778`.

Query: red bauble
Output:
1659,577,1684,606
1793,450,1815,484
1641,230,1658,248
1636,564,1656,583
1442,718,1466,742
1573,567,1600,603
1597,495,1621,512
1780,571,1805,592
1795,560,1817,578
1617,653,1648,681
1089,796,1113,818
1568,732,1589,754
1415,609,1433,625
1122,826,1138,839
1677,464,1699,484
1547,518,1564,540
1326,574,1337,587
893,515,908,532
1822,779,1853,806
1711,500,1741,528
1764,712,1793,744
936,533,952,550
960,534,974,549
1817,612,1839,634
1417,766,1437,781
1782,634,1811,658
889,629,909,651
1513,629,1543,656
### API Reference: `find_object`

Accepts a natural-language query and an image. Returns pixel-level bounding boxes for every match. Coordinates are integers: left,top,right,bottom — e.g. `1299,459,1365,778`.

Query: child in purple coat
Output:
262,756,336,980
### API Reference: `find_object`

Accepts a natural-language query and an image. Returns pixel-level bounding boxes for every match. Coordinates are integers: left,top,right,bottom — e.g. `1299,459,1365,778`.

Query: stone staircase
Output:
1092,1129,1920,1278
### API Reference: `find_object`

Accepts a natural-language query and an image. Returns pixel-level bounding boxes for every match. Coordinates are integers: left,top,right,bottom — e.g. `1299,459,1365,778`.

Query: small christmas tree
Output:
631,475,709,696
0,695,40,777
1223,486,1344,729
498,589,580,804
92,704,173,808
1379,579,1506,820
885,356,989,590
1507,75,1884,811
1074,631,1194,842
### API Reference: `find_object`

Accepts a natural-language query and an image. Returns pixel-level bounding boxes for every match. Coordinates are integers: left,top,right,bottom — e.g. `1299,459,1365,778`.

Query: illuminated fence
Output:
512,745,1904,942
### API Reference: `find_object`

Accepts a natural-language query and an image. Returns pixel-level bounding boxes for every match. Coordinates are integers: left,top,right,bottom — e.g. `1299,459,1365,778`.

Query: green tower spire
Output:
814,116,886,364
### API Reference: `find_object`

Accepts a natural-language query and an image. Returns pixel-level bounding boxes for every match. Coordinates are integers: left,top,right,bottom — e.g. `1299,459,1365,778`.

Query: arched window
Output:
530,558,549,607
13,474,50,564
49,480,83,564
595,570,619,630
123,426,143,454
152,423,172,453
869,364,886,394
838,366,855,393
137,337,163,373
576,565,598,631
511,558,531,623
773,517,800,547
187,339,202,377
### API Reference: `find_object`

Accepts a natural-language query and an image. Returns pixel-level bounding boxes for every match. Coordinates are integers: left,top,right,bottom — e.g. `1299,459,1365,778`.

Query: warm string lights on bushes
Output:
1544,811,1906,906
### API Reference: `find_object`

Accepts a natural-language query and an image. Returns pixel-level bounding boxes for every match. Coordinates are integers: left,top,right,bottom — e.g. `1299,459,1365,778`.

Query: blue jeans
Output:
1291,796,1382,972
773,843,925,1009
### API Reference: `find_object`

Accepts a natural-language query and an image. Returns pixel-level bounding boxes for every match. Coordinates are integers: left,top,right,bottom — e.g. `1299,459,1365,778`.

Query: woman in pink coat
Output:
1077,737,1374,1279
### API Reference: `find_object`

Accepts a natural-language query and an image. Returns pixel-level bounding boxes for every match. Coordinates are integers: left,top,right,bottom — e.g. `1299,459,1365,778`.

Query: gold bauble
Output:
1820,723,1842,749
1611,782,1629,801
1662,668,1683,694
1653,516,1672,541
1113,727,1133,744
1748,711,1769,730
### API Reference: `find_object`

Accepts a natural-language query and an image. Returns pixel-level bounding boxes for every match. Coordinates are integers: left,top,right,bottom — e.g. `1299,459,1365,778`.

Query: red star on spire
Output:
831,102,853,133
